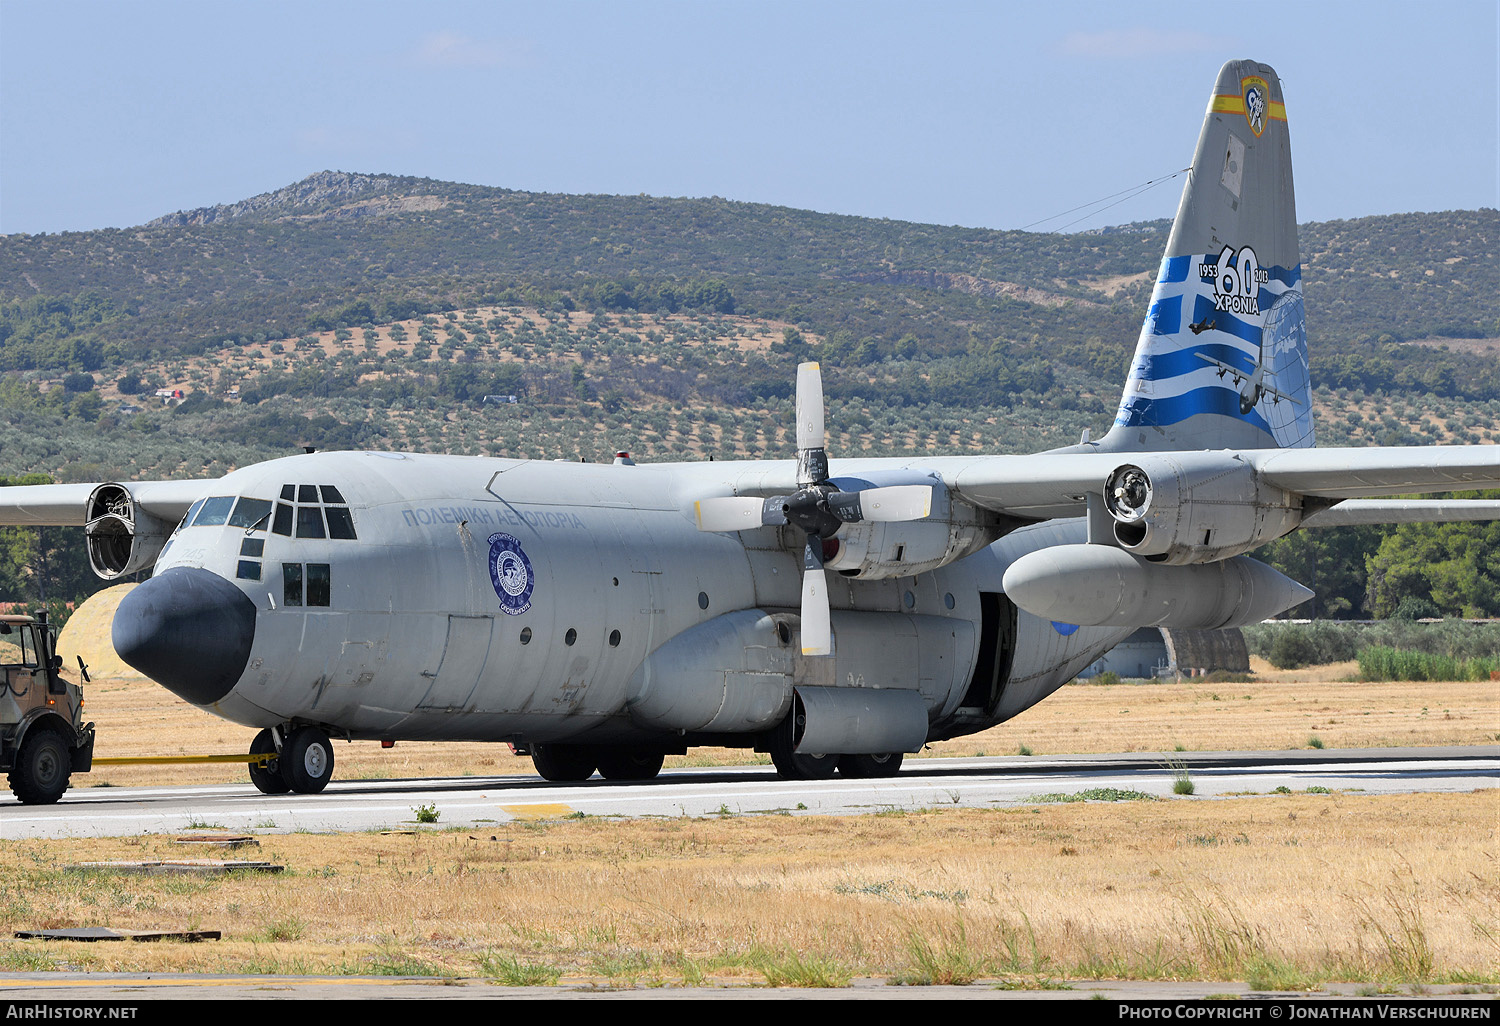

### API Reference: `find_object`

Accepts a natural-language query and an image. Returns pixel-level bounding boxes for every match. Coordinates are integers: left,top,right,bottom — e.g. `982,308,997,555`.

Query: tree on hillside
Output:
1365,504,1500,619
0,475,103,614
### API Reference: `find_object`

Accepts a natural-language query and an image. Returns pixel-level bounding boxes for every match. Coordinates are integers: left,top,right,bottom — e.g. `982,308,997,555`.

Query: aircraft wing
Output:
1300,498,1500,528
937,445,1500,521
721,445,1500,525
0,480,210,527
1247,445,1500,499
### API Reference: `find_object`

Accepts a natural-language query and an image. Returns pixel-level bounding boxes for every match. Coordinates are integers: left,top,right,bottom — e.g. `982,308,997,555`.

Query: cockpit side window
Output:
325,506,356,540
228,497,274,530
272,503,293,536
297,485,319,504
176,499,205,535
192,496,236,527
319,485,346,504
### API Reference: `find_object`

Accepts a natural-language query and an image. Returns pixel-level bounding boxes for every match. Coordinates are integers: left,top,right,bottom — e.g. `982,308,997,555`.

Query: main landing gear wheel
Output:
281,726,335,794
248,728,289,795
767,712,838,781
839,752,904,779
9,728,70,804
595,747,665,781
530,744,596,782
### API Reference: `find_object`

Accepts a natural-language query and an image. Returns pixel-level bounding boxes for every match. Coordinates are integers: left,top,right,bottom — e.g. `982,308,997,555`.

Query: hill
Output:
0,175,1497,618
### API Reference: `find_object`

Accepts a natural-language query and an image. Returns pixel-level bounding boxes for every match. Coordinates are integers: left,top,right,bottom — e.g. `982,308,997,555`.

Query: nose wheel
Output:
247,725,334,794
248,728,289,795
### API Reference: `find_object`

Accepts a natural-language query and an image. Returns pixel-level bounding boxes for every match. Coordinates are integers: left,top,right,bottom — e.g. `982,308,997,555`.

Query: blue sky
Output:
1,0,1496,236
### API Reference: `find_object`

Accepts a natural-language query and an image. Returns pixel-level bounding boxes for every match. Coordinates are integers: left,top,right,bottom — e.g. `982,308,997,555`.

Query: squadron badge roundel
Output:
1240,75,1270,137
487,533,535,615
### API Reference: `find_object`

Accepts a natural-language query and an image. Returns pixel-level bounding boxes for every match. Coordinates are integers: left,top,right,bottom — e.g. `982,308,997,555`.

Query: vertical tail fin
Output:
1102,59,1312,453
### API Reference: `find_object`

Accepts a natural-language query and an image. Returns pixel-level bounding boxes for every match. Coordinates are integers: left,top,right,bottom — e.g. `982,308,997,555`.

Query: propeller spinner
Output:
694,362,933,655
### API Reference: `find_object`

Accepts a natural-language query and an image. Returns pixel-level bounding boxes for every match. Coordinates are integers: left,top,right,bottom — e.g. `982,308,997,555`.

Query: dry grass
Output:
0,793,1494,986
8,641,1497,986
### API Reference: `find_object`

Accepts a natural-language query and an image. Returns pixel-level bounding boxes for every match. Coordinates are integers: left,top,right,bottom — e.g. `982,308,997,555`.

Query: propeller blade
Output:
694,496,786,532
827,484,933,523
800,566,832,656
795,362,825,453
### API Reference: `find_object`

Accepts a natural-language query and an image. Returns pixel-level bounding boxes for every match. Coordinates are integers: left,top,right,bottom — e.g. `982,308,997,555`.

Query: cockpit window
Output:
269,485,359,541
295,506,326,539
192,496,236,527
176,499,205,535
325,506,356,540
228,497,274,529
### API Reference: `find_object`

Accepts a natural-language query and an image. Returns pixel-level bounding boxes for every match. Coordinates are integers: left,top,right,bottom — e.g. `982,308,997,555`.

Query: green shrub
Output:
1357,646,1499,682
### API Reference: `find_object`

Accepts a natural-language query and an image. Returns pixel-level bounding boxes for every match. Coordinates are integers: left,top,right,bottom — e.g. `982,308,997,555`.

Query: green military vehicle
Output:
1,612,94,803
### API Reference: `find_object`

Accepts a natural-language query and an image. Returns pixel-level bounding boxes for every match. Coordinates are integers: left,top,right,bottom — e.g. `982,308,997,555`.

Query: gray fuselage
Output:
141,450,1129,748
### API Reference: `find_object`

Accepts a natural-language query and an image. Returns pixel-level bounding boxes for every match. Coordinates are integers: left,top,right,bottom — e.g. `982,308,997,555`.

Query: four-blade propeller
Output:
694,362,933,655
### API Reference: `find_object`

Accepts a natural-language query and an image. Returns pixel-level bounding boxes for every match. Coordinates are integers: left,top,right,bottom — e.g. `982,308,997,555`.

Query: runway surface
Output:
4,746,1495,838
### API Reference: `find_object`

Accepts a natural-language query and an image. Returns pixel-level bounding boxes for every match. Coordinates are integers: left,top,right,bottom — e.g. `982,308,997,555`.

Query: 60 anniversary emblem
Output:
487,532,535,615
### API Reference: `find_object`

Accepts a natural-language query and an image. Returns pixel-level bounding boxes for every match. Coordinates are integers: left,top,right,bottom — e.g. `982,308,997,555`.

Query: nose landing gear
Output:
247,725,335,795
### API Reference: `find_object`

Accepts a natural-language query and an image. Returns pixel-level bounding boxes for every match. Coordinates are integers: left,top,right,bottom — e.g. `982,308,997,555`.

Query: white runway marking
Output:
2,748,1494,838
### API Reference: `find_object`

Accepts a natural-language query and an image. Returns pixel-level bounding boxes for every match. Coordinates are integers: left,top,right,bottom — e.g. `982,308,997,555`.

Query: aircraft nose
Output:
112,567,257,705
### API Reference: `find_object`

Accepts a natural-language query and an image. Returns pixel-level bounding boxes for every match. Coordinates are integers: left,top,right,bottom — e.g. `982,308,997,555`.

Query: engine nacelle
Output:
824,476,991,580
1103,453,1301,564
85,484,174,579
1002,544,1314,629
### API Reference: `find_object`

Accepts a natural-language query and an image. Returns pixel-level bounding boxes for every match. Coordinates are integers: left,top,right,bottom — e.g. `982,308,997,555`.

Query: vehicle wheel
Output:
595,747,665,781
839,752,904,778
770,748,839,780
9,728,70,804
530,744,596,782
766,712,838,780
248,728,289,795
280,726,335,794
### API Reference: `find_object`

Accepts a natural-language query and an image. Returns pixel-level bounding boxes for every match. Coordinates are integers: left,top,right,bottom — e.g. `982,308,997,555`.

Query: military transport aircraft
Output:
3,60,1498,800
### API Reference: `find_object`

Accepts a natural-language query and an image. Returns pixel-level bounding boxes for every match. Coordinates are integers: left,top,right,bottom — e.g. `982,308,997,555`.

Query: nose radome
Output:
112,567,257,705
